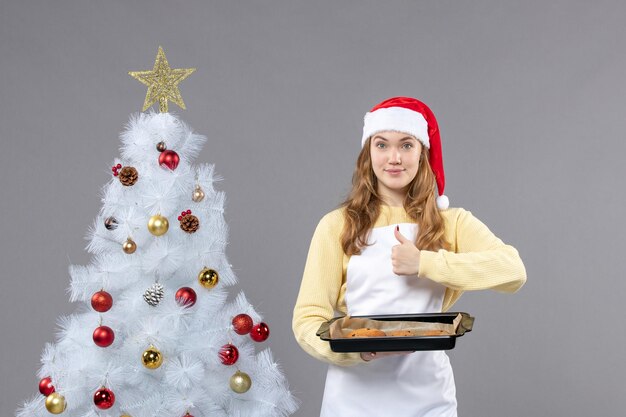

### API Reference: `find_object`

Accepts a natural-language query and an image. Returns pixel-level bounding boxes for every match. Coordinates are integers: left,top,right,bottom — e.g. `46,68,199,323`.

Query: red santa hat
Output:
362,96,449,210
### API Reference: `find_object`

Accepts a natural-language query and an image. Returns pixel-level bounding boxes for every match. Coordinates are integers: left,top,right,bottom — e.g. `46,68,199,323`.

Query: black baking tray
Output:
316,312,474,352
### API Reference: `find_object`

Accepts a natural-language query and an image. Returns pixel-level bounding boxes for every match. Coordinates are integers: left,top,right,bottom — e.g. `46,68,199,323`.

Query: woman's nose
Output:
389,149,401,164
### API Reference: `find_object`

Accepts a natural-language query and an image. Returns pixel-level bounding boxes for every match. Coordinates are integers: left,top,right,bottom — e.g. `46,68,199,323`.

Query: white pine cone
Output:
143,283,164,306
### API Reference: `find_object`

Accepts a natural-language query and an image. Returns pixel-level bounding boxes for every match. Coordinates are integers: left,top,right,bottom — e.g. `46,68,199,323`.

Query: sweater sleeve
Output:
292,211,363,366
418,209,527,293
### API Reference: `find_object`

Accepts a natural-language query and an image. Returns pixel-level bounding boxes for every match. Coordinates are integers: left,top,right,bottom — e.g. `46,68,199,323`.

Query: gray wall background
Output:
2,1,625,416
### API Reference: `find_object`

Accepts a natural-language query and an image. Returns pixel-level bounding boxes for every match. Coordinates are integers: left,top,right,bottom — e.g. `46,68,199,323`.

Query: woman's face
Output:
370,131,423,203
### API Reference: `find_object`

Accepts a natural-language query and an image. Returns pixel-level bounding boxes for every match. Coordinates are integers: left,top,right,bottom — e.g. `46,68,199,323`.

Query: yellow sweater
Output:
292,205,527,367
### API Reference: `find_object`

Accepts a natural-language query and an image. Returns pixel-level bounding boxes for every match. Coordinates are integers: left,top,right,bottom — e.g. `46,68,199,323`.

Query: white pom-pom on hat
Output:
436,194,449,210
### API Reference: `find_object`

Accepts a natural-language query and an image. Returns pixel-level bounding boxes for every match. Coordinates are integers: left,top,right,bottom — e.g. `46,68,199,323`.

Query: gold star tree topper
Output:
129,46,196,113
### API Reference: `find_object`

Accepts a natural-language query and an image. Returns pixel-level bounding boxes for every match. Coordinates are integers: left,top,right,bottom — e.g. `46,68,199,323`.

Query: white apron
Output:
320,223,457,417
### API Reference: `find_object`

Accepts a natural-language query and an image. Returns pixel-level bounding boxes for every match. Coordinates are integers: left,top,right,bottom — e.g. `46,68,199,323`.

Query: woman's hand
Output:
360,351,414,361
391,226,421,275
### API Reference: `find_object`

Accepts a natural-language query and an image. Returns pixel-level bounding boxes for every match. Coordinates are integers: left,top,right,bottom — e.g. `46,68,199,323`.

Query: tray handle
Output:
316,316,343,338
316,321,330,337
459,314,475,333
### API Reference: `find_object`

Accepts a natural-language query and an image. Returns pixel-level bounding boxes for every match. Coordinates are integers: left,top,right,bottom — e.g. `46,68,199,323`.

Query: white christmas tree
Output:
16,47,298,417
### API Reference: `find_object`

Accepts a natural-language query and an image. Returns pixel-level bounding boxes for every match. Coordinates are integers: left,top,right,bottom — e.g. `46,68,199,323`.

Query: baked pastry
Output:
347,328,386,338
388,329,415,337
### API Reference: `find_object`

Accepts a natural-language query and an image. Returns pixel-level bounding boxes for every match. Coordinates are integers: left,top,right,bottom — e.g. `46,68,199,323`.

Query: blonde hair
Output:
340,137,449,256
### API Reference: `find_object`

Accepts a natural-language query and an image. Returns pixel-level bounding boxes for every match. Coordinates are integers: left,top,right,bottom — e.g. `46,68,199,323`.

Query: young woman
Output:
292,96,527,417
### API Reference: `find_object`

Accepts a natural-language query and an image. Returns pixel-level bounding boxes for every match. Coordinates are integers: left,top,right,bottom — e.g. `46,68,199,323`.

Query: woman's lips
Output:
385,169,405,175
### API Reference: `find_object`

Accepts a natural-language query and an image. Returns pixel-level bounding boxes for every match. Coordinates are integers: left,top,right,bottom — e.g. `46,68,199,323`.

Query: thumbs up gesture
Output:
391,225,421,276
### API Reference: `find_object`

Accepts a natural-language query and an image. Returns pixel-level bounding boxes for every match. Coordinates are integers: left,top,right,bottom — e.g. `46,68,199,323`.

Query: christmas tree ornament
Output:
38,376,55,396
143,283,165,306
93,387,115,409
232,314,253,335
147,214,169,236
45,392,66,414
118,166,139,186
104,216,118,230
91,290,113,313
156,141,167,152
129,46,196,113
141,345,163,369
250,322,270,342
192,184,205,202
111,163,122,177
198,267,219,289
122,238,137,254
178,209,199,233
159,150,180,170
175,287,197,307
183,413,194,417
229,370,252,394
93,325,115,347
219,344,239,365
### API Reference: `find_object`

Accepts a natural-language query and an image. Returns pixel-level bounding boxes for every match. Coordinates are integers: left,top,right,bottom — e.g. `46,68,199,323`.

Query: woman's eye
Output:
376,143,386,149
402,143,413,149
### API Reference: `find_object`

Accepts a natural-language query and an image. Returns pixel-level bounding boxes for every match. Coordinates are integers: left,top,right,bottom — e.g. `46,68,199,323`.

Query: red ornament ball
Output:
232,314,253,335
175,287,197,308
94,387,115,409
250,322,270,342
159,150,180,170
219,343,239,365
93,325,115,347
91,290,113,312
38,376,55,396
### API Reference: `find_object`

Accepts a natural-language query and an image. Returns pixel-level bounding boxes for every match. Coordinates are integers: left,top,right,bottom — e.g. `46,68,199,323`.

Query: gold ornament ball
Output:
156,141,167,152
229,370,252,393
45,392,67,414
142,346,163,369
120,415,132,417
192,185,205,202
198,267,219,289
123,238,137,254
147,214,169,236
